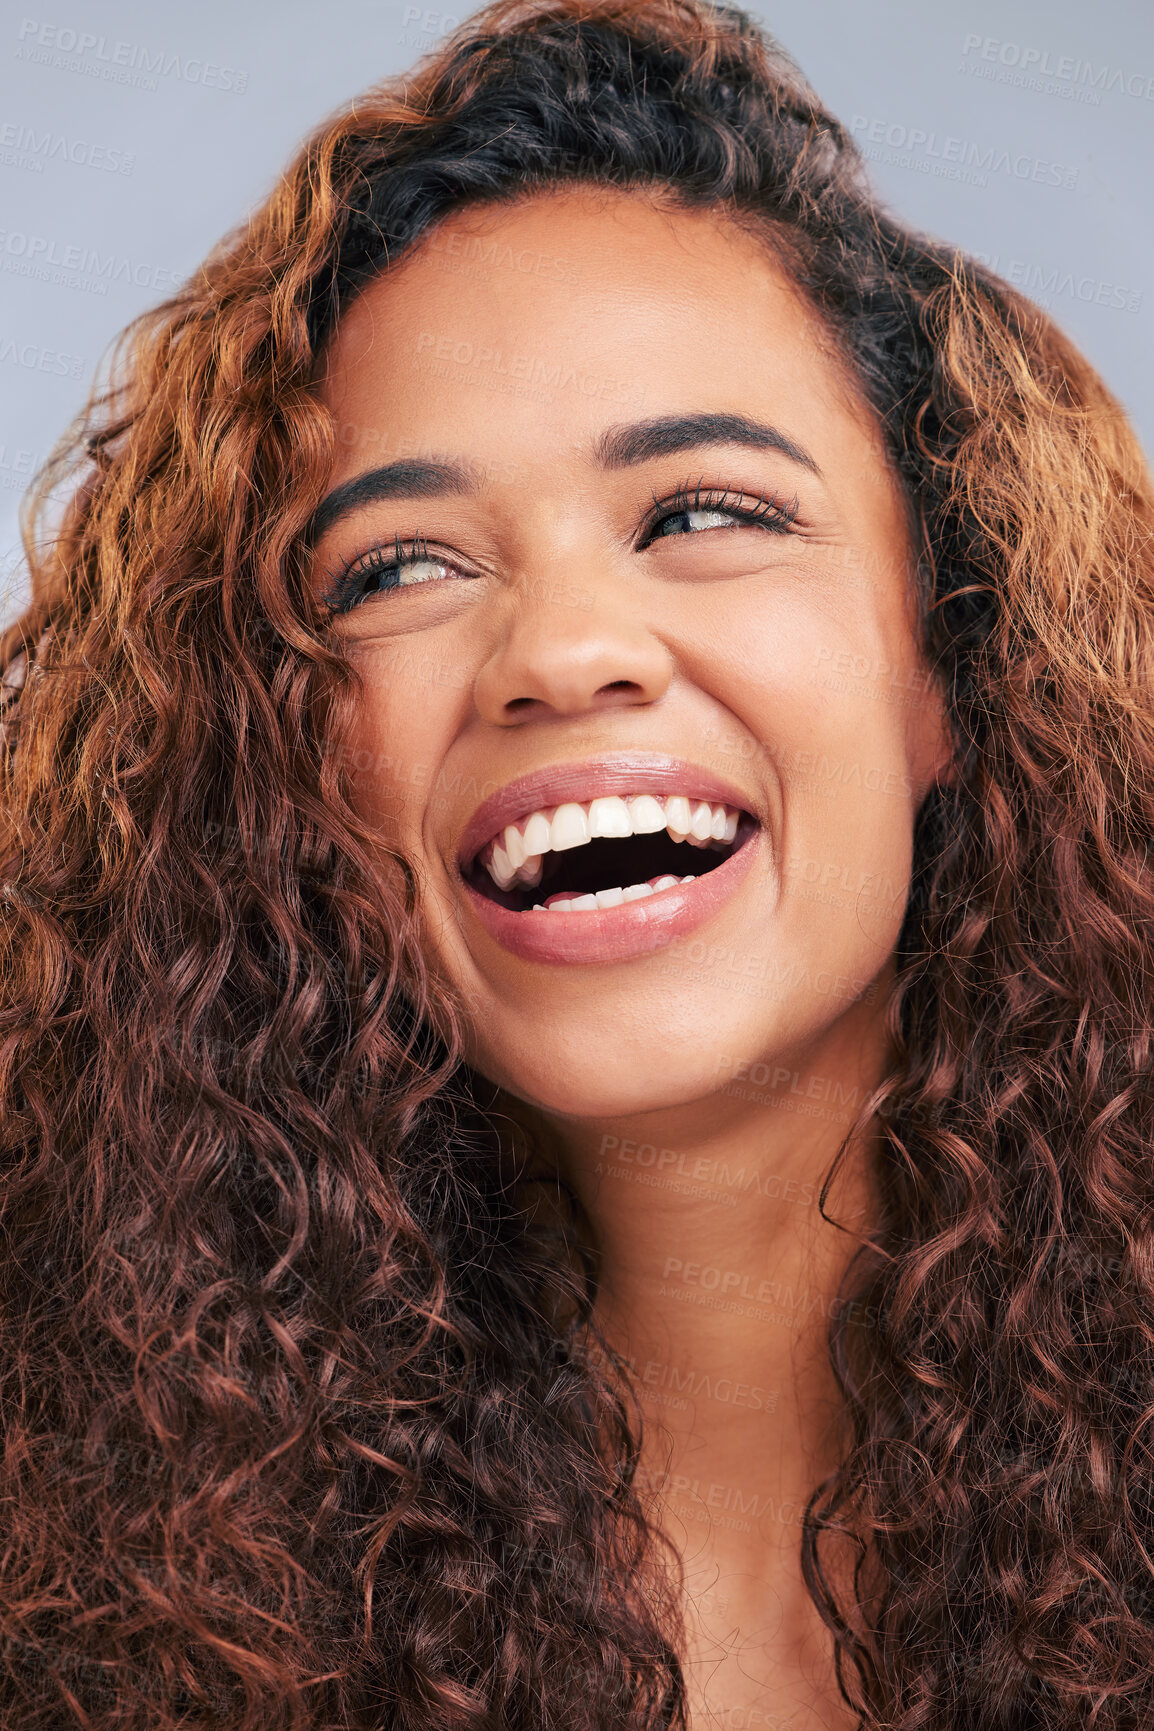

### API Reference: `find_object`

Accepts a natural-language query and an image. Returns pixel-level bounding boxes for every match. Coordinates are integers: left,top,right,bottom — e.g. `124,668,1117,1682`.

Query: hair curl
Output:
2,1,1154,1726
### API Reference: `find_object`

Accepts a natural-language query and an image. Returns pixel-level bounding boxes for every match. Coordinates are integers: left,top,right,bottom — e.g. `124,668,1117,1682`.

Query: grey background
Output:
2,0,1151,625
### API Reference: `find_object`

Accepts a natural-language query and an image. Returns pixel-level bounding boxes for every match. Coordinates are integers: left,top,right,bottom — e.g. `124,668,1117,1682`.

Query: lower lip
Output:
458,828,762,965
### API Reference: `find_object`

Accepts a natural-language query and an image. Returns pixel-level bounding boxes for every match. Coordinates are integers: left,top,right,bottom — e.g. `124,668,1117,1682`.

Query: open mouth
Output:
461,794,758,914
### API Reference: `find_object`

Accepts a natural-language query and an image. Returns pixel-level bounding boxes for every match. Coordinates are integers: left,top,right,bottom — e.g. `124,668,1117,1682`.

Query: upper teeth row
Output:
481,796,741,891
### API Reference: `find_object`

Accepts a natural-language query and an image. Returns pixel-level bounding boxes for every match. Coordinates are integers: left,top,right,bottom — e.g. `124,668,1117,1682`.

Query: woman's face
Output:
311,186,954,1122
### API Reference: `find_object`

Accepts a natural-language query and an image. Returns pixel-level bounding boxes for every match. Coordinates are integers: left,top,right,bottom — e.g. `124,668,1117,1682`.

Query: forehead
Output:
318,185,891,500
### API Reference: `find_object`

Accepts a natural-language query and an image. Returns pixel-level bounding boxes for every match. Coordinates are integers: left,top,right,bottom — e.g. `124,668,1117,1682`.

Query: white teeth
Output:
532,873,701,910
522,810,551,855
550,802,589,851
627,794,667,833
503,823,528,869
587,795,632,838
689,800,714,841
490,842,516,889
479,791,747,891
664,795,692,838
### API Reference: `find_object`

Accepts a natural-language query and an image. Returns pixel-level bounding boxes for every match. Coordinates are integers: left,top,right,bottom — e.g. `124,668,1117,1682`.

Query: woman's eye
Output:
653,506,748,537
390,555,453,587
642,486,799,548
324,537,467,615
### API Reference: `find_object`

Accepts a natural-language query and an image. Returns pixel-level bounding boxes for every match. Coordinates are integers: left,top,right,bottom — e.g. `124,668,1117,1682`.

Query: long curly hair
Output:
2,0,1153,1725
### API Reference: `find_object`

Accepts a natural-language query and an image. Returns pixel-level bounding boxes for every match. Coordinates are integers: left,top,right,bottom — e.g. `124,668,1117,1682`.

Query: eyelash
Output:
321,480,801,616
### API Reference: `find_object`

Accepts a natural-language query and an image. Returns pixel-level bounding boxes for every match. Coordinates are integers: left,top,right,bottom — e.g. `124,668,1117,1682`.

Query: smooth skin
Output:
311,185,955,1731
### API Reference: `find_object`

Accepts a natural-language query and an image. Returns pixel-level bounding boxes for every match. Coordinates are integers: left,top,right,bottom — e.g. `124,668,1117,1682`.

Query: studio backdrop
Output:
1,0,1151,625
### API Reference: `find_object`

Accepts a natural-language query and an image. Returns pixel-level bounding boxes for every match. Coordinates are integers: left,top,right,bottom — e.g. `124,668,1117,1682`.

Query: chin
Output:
469,1030,727,1123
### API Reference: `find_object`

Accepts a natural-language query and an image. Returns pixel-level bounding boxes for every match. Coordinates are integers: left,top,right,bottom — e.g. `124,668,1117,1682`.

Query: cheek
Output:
698,581,925,786
779,777,916,968
703,598,925,952
337,653,454,838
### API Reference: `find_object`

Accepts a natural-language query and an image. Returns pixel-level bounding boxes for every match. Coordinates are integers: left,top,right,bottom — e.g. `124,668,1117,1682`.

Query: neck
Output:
552,1000,885,1500
504,986,892,1729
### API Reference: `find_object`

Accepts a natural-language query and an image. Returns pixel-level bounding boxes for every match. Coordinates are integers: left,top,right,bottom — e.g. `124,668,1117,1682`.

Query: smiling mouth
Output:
462,794,758,914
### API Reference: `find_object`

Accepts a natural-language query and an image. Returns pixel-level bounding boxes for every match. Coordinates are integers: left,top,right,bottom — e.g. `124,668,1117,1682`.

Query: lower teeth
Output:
532,874,696,912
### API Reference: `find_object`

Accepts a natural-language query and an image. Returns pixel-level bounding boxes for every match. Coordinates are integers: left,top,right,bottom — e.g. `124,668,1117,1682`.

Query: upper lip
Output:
455,752,761,871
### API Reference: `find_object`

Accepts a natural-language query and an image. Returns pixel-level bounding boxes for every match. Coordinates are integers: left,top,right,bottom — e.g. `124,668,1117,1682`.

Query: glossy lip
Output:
455,752,761,870
451,751,765,966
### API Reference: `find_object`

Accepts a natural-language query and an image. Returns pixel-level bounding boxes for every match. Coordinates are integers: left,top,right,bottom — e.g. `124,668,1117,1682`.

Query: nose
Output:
472,574,673,726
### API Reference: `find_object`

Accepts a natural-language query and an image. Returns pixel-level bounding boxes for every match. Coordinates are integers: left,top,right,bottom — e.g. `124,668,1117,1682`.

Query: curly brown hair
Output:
2,1,1153,1726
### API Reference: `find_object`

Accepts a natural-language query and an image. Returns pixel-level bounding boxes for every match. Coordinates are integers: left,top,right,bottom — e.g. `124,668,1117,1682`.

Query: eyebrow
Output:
306,457,479,543
307,411,821,542
594,411,821,476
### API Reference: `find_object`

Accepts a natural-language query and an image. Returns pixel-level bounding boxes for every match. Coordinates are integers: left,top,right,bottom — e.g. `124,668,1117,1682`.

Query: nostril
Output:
502,681,645,716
